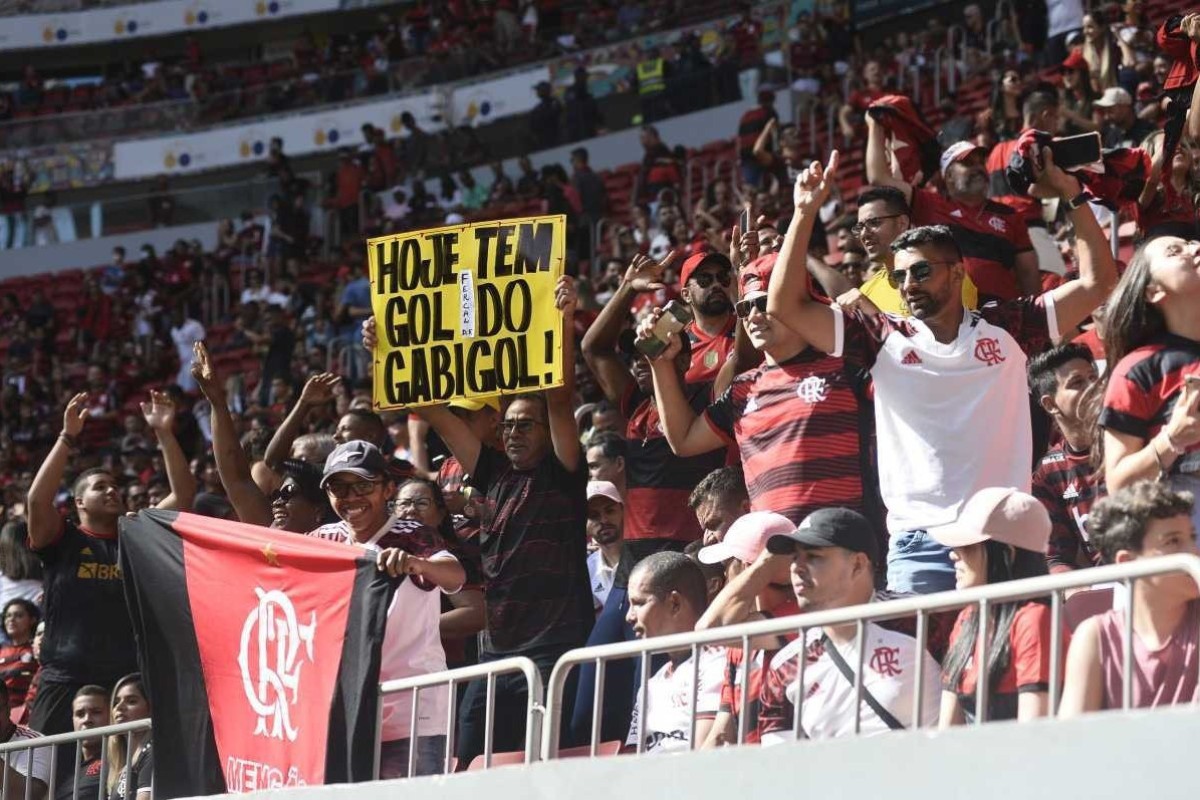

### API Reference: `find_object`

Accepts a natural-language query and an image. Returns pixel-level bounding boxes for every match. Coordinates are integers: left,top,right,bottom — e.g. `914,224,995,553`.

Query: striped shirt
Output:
2,725,51,787
1100,333,1200,475
703,348,877,527
0,644,36,706
1031,445,1105,572
910,187,1033,304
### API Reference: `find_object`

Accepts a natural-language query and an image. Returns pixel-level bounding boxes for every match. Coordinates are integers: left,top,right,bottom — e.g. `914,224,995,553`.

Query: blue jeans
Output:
886,529,956,594
379,735,448,779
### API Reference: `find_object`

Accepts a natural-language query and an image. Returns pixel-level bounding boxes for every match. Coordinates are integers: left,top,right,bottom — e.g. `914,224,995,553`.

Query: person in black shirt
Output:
25,392,195,743
55,686,109,800
362,276,591,764
107,674,152,800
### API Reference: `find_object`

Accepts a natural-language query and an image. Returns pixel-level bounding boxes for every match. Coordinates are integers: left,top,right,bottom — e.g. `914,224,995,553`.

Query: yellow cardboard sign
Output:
368,215,566,409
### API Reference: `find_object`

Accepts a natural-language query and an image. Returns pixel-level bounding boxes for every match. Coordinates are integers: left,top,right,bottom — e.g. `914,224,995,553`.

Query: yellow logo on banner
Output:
368,215,566,409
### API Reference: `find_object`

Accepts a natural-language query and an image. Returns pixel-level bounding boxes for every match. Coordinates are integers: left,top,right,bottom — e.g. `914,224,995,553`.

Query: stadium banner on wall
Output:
0,0,341,51
368,215,566,410
111,92,443,180
451,66,551,127
119,510,394,798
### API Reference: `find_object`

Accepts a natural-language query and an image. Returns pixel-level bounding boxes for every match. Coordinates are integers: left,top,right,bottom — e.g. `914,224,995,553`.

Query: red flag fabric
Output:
866,95,940,184
120,510,394,798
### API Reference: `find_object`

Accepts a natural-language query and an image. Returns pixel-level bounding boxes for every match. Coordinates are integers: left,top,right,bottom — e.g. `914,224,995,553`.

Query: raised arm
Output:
1034,150,1118,333
695,551,792,650
766,153,842,354
263,373,339,472
26,393,89,549
639,314,725,457
192,342,272,525
143,390,197,511
582,253,671,403
364,317,482,475
547,276,582,472
865,116,914,201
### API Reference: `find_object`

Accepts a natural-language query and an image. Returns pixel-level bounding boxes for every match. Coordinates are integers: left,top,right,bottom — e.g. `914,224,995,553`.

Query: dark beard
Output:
698,293,732,316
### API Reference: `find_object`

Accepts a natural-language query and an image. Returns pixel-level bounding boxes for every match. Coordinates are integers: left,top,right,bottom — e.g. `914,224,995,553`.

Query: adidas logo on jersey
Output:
900,350,923,366
1063,482,1080,500
950,209,964,218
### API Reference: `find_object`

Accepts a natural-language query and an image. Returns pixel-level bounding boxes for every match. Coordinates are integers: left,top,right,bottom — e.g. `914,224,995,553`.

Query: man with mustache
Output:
678,251,738,383
867,115,1041,303
770,151,1117,593
581,252,727,553
585,481,630,613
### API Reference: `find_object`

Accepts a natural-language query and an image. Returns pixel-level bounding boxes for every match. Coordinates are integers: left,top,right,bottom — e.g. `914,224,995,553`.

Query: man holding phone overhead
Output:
867,115,1042,303
771,150,1117,594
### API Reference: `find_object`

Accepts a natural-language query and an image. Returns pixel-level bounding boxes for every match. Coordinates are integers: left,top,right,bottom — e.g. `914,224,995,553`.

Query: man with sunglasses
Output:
310,439,465,778
674,250,737,384
867,115,1041,303
639,253,880,535
770,151,1117,593
582,252,729,554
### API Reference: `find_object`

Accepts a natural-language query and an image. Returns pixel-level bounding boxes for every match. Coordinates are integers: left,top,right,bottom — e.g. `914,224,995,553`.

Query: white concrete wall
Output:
195,706,1200,800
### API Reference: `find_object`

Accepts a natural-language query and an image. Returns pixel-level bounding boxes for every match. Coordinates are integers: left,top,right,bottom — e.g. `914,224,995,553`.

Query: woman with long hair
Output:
933,488,1066,725
0,521,42,609
1081,13,1120,92
1135,130,1200,242
107,673,152,800
989,69,1026,142
1060,50,1099,134
0,598,38,706
1098,236,1200,530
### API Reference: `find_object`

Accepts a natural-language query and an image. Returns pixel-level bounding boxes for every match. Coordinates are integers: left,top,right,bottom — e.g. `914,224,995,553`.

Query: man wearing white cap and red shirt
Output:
694,511,798,747
1094,86,1155,148
586,480,631,613
867,113,1040,303
930,486,1067,726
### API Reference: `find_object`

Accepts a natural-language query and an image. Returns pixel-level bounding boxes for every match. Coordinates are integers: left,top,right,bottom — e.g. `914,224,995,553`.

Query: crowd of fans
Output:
7,0,1200,796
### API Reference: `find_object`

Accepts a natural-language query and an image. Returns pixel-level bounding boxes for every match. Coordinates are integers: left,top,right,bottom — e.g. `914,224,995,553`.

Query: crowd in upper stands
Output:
5,0,1200,795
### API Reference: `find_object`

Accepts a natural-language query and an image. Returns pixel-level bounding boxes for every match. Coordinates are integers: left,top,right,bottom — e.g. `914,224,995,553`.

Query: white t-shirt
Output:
309,513,461,741
1047,0,1084,38
832,297,1058,533
2,725,52,788
587,550,617,612
0,575,41,609
761,623,941,742
626,645,726,753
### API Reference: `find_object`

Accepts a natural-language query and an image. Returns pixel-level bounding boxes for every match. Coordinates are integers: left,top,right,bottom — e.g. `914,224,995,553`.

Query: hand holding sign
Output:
369,215,567,409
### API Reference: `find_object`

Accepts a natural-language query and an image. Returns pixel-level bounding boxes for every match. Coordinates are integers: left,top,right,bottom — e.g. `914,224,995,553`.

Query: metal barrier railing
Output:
374,656,544,778
0,718,152,800
542,555,1200,759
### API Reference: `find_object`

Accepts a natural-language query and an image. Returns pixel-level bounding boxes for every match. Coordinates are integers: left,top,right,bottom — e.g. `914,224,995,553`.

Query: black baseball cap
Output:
320,441,389,488
766,507,879,564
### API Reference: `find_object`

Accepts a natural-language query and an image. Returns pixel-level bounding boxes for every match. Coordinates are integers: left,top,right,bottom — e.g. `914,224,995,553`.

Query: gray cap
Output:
321,440,388,487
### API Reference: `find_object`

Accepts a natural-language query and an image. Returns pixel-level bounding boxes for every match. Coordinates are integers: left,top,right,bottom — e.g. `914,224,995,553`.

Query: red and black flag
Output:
866,95,940,185
119,511,395,798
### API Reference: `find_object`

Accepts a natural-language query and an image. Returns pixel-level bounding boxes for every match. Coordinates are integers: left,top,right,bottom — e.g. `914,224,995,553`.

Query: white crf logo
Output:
238,588,317,741
796,376,829,404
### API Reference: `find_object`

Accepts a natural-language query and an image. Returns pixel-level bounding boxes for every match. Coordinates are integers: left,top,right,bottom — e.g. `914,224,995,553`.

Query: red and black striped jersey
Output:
1031,445,1105,572
621,384,726,542
702,348,879,527
1100,334,1200,474
910,187,1034,304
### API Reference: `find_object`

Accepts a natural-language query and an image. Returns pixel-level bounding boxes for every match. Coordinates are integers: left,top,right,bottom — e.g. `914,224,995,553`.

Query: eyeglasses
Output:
886,260,956,288
734,295,769,319
690,270,732,289
397,497,433,511
500,419,545,436
325,479,381,499
851,215,904,237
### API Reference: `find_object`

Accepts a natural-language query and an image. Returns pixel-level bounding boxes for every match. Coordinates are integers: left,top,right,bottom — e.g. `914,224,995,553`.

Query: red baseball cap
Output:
739,252,777,297
1061,49,1087,71
679,251,733,287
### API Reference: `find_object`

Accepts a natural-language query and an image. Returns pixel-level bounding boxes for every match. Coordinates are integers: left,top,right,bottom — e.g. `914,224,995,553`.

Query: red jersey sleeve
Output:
1098,350,1160,440
1010,603,1067,692
831,306,889,370
979,294,1056,356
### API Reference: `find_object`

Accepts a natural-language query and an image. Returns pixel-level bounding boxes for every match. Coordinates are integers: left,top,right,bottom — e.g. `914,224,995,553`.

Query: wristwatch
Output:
1064,190,1093,210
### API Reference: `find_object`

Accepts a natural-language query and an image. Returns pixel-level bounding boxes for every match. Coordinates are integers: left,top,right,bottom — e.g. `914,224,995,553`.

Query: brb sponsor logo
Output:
237,587,316,741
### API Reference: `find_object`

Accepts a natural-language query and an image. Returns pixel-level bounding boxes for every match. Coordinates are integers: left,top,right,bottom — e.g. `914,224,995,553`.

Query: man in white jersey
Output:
768,151,1117,592
624,552,725,753
308,440,466,778
0,681,50,799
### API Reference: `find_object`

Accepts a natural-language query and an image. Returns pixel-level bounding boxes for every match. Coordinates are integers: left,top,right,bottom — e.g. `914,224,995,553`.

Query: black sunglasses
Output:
500,419,545,436
734,295,768,319
270,484,298,504
690,270,732,289
886,260,955,289
851,214,903,237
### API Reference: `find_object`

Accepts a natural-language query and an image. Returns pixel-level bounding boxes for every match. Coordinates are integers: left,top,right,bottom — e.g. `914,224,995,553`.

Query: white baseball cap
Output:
586,481,623,505
1093,87,1132,108
698,511,794,565
940,140,985,175
929,487,1051,553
